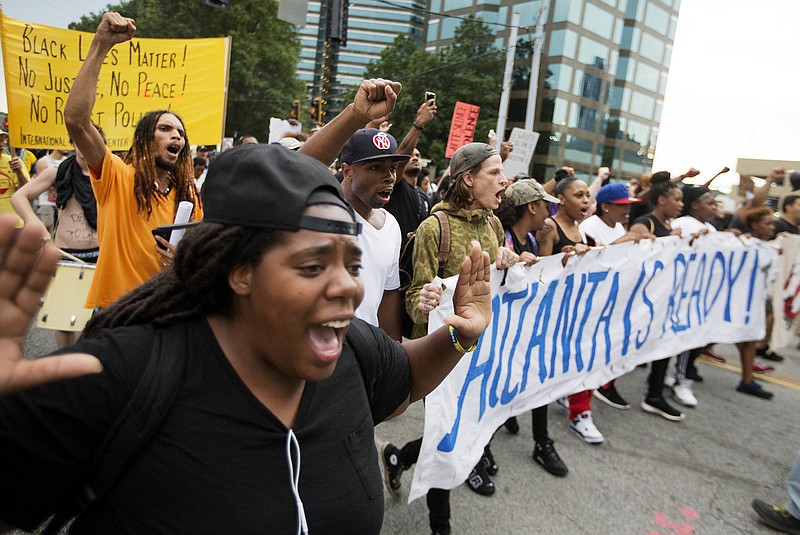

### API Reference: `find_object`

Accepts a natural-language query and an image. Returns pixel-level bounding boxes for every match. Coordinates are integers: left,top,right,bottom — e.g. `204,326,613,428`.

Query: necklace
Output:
153,176,173,196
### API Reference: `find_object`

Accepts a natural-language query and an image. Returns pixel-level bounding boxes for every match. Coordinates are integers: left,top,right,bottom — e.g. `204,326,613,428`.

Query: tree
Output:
359,15,503,169
69,0,303,142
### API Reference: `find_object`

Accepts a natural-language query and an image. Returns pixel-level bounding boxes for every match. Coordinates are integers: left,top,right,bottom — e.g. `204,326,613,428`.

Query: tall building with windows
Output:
297,0,426,119
423,0,680,181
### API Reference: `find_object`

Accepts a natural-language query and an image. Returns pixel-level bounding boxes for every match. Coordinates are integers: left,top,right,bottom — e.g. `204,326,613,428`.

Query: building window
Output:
428,20,440,40
644,3,670,34
443,0,474,9
552,0,582,25
584,3,615,40
639,32,664,63
624,118,650,145
547,29,578,57
564,134,594,164
578,36,608,69
540,97,569,126
630,91,655,119
620,25,641,51
615,56,635,82
514,1,542,23
622,0,645,22
569,102,599,134
634,62,660,92
574,70,603,101
440,17,459,40
545,63,574,92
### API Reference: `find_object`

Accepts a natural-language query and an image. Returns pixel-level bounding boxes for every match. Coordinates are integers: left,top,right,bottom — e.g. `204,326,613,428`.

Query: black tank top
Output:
551,218,594,254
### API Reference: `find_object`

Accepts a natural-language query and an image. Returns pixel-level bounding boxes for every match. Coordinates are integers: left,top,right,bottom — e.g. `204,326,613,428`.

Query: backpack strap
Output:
433,211,450,279
648,216,655,235
43,323,189,534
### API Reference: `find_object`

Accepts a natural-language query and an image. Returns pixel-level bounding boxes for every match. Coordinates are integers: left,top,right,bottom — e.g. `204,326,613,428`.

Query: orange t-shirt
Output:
86,150,202,308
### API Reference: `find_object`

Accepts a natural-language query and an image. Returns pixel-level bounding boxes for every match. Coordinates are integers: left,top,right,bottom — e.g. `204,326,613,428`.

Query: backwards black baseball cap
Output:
202,144,361,236
340,128,410,164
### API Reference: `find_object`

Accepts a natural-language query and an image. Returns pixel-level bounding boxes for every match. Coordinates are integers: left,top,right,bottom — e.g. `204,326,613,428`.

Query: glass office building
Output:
297,0,426,104
424,0,680,181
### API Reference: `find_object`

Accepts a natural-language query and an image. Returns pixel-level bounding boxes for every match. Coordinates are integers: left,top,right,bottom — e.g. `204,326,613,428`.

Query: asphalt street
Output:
377,343,800,535
21,326,800,535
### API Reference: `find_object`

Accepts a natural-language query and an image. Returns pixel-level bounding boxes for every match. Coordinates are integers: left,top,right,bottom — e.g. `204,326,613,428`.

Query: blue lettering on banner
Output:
574,271,608,371
704,252,726,316
435,241,773,456
589,272,619,370
490,286,531,407
687,253,707,327
437,296,500,452
526,281,556,386
638,260,663,349
724,251,748,321
745,250,759,324
550,273,585,377
622,265,647,356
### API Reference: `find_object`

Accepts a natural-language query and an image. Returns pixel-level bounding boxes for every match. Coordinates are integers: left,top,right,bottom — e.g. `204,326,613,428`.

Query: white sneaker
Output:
672,380,697,408
664,374,676,388
569,411,604,444
556,396,569,410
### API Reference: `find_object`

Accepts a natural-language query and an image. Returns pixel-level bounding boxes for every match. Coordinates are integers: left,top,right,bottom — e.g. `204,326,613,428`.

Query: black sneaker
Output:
465,464,495,496
737,380,774,399
503,416,520,435
641,397,685,422
481,445,498,475
533,439,568,477
593,383,631,409
758,347,785,362
752,499,800,534
381,442,404,498
686,369,704,382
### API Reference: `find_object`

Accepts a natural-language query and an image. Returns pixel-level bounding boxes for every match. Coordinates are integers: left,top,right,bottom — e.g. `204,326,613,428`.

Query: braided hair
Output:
123,110,200,218
647,171,677,206
82,223,285,339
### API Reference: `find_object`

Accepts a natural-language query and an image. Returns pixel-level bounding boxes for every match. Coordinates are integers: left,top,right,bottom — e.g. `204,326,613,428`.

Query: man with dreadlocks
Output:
65,12,202,310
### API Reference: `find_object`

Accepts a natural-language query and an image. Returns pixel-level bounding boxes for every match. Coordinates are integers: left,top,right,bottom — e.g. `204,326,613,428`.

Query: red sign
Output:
445,102,481,158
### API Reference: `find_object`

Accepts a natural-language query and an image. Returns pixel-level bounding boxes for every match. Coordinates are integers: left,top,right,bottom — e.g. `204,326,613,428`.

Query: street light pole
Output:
495,11,520,145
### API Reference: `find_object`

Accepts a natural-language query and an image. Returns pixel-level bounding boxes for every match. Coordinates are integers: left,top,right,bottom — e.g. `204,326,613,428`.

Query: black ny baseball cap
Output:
340,128,410,165
202,144,360,236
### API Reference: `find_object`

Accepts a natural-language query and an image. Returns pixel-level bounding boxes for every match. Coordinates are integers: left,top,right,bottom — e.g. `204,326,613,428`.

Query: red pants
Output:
569,389,592,420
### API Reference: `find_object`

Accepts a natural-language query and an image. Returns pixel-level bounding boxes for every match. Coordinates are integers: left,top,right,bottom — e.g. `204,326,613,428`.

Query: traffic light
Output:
290,100,300,119
310,98,319,122
318,98,325,123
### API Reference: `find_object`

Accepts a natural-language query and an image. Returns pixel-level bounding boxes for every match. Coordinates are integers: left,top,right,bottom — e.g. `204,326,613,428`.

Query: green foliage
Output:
68,0,303,142
358,15,503,169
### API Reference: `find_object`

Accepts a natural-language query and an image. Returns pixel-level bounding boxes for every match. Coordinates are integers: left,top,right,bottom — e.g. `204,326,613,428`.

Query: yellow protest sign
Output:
0,12,230,150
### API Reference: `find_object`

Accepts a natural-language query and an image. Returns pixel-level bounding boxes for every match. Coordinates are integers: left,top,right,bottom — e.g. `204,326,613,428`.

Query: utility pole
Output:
525,0,548,130
495,11,520,144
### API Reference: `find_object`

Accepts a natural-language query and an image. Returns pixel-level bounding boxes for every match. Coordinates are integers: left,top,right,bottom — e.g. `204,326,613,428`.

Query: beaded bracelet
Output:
448,325,478,353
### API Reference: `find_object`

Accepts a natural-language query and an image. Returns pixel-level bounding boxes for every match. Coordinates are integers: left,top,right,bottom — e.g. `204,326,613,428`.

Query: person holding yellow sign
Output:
65,12,203,310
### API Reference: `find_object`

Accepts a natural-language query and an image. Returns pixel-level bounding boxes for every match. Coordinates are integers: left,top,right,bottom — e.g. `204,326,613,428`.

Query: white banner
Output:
409,233,778,502
770,233,800,349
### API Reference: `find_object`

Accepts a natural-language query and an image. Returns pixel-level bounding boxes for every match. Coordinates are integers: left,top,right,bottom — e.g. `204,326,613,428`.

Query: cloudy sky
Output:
2,0,798,188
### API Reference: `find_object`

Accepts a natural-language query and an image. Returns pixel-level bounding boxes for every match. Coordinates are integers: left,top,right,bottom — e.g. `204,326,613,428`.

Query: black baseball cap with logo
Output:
340,128,410,164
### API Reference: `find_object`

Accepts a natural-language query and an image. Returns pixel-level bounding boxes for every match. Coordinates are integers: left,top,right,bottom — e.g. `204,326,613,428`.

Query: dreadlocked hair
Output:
82,223,285,339
123,110,200,218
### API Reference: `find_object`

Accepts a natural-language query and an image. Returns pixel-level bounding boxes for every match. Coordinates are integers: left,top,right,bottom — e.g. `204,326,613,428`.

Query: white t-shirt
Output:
354,209,402,327
671,216,717,235
579,214,626,246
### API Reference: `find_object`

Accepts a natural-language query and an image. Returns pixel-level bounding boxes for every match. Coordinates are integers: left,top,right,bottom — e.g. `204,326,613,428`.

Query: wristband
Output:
448,325,478,353
412,122,424,130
